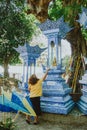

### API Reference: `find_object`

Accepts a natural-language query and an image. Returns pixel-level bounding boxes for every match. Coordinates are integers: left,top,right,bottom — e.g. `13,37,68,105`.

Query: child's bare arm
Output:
42,68,50,81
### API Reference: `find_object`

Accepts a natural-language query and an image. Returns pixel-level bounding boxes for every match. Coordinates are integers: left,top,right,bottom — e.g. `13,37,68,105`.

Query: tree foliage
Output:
0,0,37,76
48,0,87,92
82,28,87,40
48,0,87,57
49,0,87,23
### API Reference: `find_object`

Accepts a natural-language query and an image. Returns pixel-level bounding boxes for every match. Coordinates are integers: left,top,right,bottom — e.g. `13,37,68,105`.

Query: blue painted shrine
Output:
76,7,87,114
77,7,87,29
14,17,75,114
14,43,46,94
39,17,74,114
77,62,87,114
77,71,87,114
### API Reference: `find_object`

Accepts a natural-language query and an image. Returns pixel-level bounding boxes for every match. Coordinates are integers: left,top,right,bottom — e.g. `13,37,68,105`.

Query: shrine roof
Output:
39,16,73,39
82,7,87,14
13,43,47,58
39,18,61,31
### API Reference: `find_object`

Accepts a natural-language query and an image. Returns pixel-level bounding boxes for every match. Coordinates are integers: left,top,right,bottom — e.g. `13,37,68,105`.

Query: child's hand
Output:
47,68,50,71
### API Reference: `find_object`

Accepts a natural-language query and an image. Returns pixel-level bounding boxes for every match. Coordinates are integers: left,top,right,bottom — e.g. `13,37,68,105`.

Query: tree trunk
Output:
3,62,9,78
66,23,86,93
27,0,52,22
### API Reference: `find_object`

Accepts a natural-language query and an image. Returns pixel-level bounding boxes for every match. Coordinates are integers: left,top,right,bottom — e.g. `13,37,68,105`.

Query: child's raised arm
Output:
42,68,50,81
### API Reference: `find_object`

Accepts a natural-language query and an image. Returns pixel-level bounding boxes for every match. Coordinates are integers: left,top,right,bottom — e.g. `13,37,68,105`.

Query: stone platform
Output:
77,71,87,114
41,67,74,114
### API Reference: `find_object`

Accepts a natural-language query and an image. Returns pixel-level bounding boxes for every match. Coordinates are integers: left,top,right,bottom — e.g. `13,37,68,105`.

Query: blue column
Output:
60,41,62,66
48,38,50,67
22,62,25,84
34,60,36,74
26,62,29,83
51,46,53,65
58,38,61,65
56,36,58,66
30,64,32,76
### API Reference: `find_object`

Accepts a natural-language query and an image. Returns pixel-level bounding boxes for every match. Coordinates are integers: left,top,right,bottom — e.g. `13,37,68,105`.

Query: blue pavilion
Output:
39,16,75,114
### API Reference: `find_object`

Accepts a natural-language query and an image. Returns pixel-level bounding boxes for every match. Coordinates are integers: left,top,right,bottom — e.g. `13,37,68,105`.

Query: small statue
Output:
52,57,57,66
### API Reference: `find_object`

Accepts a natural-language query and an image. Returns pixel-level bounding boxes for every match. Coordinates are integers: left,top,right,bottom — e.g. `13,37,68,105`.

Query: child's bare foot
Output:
26,119,30,124
33,121,39,125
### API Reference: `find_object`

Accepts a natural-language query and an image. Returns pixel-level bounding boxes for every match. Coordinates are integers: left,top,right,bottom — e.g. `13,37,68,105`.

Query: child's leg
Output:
26,115,30,124
33,115,39,123
26,115,30,120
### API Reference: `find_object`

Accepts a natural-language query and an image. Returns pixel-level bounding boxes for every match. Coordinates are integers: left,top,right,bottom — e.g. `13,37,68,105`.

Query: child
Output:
26,68,50,124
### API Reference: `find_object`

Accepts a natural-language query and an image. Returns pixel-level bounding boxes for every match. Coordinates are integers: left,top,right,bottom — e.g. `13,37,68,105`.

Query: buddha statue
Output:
52,57,57,66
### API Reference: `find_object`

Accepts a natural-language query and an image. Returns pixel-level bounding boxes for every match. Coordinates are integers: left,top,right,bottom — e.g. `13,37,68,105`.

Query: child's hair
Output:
29,74,39,85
